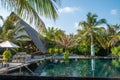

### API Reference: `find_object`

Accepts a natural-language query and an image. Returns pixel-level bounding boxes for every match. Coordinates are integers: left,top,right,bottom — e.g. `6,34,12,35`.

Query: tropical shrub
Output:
63,50,69,62
2,49,12,62
48,47,64,54
54,47,59,54
59,48,63,54
48,48,53,54
111,46,120,56
79,43,89,56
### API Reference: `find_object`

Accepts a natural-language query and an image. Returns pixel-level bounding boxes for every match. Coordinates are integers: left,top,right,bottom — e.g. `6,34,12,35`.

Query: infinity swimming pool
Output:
9,58,120,78
34,59,120,77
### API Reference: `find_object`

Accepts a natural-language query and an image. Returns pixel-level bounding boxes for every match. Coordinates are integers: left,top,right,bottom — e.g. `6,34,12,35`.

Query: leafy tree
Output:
78,12,106,57
56,34,75,51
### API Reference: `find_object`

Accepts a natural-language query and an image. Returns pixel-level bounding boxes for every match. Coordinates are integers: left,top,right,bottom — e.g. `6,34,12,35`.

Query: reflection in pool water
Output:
9,59,120,77
34,59,120,77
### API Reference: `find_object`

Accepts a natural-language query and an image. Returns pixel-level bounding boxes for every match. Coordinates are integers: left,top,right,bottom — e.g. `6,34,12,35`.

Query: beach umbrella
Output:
0,41,19,48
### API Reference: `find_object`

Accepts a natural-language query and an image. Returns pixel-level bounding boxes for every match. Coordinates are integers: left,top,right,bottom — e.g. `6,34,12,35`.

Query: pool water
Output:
34,59,120,77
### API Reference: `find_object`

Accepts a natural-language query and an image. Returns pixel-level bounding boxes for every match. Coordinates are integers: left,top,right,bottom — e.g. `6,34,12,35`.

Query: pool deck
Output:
0,56,52,74
0,63,29,74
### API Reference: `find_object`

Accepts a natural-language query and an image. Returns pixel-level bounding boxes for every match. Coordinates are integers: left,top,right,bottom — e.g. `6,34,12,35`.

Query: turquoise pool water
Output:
34,59,120,77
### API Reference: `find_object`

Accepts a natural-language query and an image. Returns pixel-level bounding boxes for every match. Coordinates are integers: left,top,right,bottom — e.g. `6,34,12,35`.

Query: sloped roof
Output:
9,12,46,53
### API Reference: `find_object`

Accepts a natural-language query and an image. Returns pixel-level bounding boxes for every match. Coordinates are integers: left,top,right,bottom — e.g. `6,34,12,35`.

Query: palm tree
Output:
45,27,65,41
44,27,65,49
96,24,120,55
108,24,120,46
78,12,106,57
0,0,60,33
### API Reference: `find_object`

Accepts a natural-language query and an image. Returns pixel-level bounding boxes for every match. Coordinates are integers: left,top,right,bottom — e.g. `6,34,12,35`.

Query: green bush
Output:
54,47,59,54
48,48,53,54
63,50,69,62
48,48,63,54
2,49,12,62
59,48,63,54
111,46,120,56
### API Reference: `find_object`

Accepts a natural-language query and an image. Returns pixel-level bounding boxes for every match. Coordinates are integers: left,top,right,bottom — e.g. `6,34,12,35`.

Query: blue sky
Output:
0,0,120,34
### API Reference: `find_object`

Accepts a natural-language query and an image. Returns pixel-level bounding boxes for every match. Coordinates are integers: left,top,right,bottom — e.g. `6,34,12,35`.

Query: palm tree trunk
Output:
91,33,95,57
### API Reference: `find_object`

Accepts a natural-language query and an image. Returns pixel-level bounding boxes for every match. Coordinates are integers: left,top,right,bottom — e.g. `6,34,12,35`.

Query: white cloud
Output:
110,9,118,15
58,7,79,13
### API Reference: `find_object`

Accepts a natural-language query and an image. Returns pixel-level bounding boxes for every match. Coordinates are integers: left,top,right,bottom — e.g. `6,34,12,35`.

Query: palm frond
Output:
109,35,120,46
0,15,4,22
95,33,109,49
1,0,60,33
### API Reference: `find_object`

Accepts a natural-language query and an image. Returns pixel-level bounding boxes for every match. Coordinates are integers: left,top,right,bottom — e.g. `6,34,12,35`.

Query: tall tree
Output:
0,0,60,33
96,24,120,54
78,12,106,57
108,24,120,46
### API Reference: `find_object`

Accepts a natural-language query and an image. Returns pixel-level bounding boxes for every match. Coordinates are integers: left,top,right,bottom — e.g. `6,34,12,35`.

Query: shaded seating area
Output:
12,52,31,63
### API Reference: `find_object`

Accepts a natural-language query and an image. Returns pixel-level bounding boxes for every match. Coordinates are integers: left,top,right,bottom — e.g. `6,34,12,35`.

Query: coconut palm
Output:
44,27,65,49
78,12,106,57
0,0,60,33
95,28,110,54
108,24,120,46
45,27,65,41
96,24,120,55
45,27,57,41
